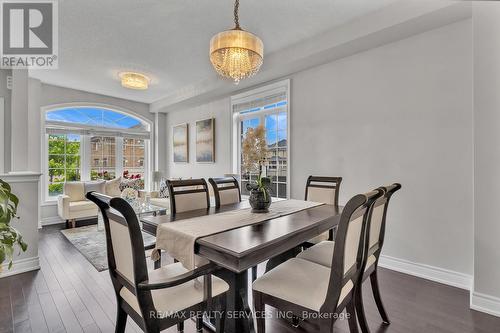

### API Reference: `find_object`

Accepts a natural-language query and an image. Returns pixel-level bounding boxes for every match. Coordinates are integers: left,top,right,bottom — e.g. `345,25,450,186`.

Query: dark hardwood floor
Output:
0,224,499,333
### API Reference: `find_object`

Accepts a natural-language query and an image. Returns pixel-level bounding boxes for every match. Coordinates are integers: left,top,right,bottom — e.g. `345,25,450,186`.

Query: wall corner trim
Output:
470,291,500,318
379,254,472,291
0,256,40,278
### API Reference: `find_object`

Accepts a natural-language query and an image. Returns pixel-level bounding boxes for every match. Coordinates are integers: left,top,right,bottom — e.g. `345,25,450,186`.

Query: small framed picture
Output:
173,123,188,163
196,118,215,163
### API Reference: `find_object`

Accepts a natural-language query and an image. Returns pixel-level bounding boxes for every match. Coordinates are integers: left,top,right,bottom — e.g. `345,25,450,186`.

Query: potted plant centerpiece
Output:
0,179,27,271
241,125,272,213
246,174,272,213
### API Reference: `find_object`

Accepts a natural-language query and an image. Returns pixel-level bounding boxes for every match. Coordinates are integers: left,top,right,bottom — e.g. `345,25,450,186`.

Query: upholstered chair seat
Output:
253,258,353,312
297,241,377,271
120,262,229,316
68,200,97,212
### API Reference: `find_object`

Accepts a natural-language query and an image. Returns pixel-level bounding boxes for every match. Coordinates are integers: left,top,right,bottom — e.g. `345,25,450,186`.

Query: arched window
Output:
44,106,151,199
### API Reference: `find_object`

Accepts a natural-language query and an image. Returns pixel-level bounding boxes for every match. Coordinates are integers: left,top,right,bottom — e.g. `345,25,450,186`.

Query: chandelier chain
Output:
234,0,240,29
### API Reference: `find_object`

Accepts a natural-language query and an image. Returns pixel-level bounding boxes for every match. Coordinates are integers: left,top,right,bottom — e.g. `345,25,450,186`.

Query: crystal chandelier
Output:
210,0,264,84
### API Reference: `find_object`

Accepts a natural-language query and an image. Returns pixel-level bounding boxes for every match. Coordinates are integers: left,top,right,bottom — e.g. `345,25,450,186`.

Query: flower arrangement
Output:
241,125,272,212
121,187,138,202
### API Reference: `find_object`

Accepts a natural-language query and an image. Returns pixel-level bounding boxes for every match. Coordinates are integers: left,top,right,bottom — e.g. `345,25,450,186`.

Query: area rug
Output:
61,225,156,272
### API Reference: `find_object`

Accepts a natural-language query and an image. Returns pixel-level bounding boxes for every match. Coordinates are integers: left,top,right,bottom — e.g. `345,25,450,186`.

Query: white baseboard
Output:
378,254,472,290
40,216,64,226
470,292,500,318
0,256,40,278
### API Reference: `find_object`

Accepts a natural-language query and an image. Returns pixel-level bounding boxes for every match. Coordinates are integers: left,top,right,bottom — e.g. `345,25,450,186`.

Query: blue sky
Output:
241,102,287,145
46,107,142,129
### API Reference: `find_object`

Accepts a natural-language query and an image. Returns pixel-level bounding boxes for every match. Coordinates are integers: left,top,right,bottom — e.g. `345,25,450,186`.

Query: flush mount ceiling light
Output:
209,0,264,84
119,72,150,90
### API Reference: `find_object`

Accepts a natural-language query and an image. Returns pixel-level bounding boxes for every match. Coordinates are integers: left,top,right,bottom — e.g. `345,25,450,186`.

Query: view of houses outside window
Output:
123,138,145,179
90,136,116,180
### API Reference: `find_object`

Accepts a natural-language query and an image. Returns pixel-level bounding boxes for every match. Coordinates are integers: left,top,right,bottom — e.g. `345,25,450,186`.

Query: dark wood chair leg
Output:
215,295,226,333
355,286,371,333
177,321,184,333
251,265,257,281
347,298,360,333
328,228,335,241
370,269,390,325
196,312,203,332
319,318,334,333
115,305,127,333
253,290,265,333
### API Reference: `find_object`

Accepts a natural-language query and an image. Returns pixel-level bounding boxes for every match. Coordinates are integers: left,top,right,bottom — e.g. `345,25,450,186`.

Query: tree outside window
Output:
48,134,81,196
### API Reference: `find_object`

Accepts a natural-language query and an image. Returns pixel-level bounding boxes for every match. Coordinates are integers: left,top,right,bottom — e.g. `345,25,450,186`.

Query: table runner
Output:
151,199,324,270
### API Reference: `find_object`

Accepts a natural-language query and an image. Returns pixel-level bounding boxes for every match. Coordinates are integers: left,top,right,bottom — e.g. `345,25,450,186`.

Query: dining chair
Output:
86,192,228,333
167,178,210,215
354,183,401,333
252,189,383,333
296,183,401,333
209,176,261,282
208,176,241,209
304,176,342,244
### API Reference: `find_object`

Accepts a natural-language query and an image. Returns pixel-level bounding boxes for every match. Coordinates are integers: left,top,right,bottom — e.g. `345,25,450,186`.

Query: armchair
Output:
57,182,98,228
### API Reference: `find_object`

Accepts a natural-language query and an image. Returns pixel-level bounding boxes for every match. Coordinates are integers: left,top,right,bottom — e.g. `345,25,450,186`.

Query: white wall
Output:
0,69,12,172
472,2,500,315
167,20,474,279
165,97,232,179
291,19,473,277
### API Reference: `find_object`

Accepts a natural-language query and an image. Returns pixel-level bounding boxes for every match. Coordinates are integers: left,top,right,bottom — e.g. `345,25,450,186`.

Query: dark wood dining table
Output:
141,200,343,333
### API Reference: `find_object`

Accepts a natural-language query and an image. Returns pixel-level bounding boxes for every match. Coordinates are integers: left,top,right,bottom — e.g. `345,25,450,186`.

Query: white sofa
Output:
148,190,170,209
58,178,122,228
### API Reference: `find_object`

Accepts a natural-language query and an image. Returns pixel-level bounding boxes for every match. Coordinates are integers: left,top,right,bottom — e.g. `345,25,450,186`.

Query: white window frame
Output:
41,103,153,203
230,79,291,198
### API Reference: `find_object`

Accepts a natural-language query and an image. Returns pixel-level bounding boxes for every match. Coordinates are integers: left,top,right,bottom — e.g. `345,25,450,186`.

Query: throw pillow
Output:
120,178,145,191
158,178,169,198
105,177,122,197
84,180,106,197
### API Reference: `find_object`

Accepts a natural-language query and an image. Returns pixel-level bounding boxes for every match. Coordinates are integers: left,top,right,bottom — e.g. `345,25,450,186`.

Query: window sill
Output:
41,200,58,207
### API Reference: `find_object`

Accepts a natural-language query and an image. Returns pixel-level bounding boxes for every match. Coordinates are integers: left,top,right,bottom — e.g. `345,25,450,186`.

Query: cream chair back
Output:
167,179,210,215
305,176,342,206
208,177,241,208
363,183,402,274
86,192,149,297
305,176,342,242
321,189,382,313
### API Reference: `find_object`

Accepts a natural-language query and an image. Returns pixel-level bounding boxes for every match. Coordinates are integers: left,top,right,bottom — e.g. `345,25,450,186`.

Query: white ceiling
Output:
29,0,399,104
